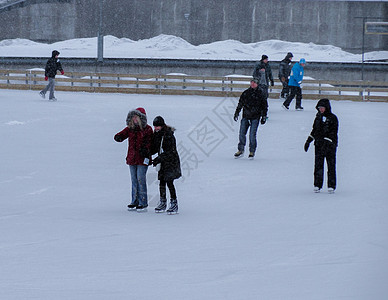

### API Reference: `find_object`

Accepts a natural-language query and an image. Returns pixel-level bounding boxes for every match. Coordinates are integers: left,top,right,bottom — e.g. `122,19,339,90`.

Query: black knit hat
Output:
153,116,165,127
261,54,268,60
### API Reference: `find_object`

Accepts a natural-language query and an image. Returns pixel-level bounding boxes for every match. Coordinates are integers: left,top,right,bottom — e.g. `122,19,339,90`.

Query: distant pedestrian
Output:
253,55,274,104
282,58,306,110
151,116,182,214
278,52,293,99
114,107,153,212
39,50,64,101
304,98,339,193
233,78,268,160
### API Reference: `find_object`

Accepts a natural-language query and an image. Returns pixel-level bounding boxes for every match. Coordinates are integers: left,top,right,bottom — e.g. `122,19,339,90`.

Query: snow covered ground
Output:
0,34,387,62
1,89,387,299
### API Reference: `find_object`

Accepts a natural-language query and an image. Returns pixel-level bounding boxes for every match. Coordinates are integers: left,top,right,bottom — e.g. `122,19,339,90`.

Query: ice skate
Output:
127,203,137,211
136,205,148,212
39,91,45,99
314,186,321,193
248,152,255,160
155,199,167,213
234,150,244,159
167,199,178,215
328,187,335,194
282,104,289,110
296,106,304,111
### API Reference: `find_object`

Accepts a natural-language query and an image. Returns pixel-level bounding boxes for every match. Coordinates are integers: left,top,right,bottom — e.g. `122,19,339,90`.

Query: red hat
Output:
136,107,146,115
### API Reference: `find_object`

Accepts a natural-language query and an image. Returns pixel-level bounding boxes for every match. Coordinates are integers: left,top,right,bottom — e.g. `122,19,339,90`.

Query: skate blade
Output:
136,208,148,213
167,211,178,215
155,209,166,213
234,155,243,159
127,208,137,211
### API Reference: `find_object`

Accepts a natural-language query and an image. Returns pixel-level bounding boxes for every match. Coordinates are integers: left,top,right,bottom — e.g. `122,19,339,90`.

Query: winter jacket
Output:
252,60,274,86
308,98,339,148
288,62,304,87
151,126,182,181
114,107,153,166
45,50,63,78
234,87,268,119
278,55,293,81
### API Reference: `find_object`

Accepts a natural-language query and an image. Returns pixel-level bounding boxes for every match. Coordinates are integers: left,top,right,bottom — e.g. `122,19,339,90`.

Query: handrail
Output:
0,69,387,102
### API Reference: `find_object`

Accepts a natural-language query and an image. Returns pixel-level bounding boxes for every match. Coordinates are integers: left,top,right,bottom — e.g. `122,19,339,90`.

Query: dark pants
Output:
279,78,289,97
283,86,302,108
314,144,337,189
159,179,177,200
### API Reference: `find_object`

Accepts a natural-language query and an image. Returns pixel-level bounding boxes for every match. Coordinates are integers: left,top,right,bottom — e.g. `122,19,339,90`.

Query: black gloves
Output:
304,136,314,152
270,80,274,86
152,156,161,166
260,116,267,125
139,147,149,158
233,113,238,122
114,134,123,142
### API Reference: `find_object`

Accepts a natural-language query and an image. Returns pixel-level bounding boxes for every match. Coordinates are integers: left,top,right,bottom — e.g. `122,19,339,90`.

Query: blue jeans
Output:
129,165,148,206
238,118,260,153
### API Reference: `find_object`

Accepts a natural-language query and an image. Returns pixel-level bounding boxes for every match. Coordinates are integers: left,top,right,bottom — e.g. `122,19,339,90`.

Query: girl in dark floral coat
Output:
151,116,181,214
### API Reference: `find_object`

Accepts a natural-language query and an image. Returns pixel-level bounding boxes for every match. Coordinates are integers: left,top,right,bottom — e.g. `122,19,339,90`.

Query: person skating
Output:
278,52,293,99
151,116,182,214
114,107,153,212
304,98,339,193
282,58,305,110
233,78,268,159
39,50,64,101
252,54,274,104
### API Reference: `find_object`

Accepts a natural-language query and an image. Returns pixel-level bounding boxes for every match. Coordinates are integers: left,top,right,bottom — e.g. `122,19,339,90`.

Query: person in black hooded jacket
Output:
39,50,64,101
278,52,293,98
151,116,182,214
304,98,339,193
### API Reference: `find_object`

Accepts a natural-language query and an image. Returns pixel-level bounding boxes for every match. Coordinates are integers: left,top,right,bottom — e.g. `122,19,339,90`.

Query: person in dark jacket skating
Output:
304,98,339,193
114,107,153,211
252,55,274,104
39,50,64,101
233,78,268,159
278,52,293,98
151,116,181,214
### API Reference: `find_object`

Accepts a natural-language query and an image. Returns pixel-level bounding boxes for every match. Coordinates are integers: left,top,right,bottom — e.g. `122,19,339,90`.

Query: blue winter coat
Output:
288,62,304,87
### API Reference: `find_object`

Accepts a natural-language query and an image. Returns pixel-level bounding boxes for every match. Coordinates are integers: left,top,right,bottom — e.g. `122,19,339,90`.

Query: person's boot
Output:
167,199,178,215
155,198,167,213
234,150,244,158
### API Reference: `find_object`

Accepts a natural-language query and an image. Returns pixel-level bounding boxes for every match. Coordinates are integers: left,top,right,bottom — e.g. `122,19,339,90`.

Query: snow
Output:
1,89,387,299
0,34,387,62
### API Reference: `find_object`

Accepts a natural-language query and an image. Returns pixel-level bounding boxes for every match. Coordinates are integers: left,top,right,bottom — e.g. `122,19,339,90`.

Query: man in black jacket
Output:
278,52,293,98
39,50,64,101
252,55,274,104
304,98,339,193
233,78,268,159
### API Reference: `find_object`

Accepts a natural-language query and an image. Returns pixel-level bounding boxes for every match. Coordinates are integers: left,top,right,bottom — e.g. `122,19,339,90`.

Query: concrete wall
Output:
0,0,387,52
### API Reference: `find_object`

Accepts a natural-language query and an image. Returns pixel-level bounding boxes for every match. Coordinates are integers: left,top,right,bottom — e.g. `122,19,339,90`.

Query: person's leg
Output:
283,86,296,107
48,78,56,100
248,119,259,154
137,165,148,207
166,180,177,200
326,147,337,190
159,179,167,200
129,165,139,206
295,87,303,108
314,146,325,189
238,118,250,152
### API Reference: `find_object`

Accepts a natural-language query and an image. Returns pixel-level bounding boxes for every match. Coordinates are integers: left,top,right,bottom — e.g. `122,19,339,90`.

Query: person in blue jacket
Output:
282,58,305,110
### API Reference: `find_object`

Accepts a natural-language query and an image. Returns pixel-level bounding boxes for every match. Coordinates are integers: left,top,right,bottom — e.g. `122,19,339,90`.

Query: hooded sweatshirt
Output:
309,99,339,147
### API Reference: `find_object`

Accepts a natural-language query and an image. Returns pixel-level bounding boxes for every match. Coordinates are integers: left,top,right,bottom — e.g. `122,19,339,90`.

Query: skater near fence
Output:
39,50,64,101
278,52,293,99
